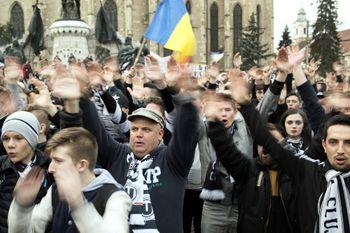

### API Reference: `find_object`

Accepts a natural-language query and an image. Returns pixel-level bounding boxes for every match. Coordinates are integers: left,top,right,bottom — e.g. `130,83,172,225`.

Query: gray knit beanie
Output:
1,111,40,149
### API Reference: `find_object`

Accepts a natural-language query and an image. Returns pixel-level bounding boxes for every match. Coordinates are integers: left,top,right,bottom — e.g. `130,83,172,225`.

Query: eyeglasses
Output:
286,120,303,125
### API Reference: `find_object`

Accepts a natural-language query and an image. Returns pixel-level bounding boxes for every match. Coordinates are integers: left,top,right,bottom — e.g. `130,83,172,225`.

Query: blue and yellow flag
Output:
144,0,196,63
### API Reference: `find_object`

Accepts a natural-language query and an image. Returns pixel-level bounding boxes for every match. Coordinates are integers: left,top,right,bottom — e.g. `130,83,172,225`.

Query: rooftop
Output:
339,29,350,52
294,8,307,23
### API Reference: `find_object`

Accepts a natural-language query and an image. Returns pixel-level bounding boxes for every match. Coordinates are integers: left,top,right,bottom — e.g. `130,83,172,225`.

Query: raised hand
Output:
206,61,220,81
102,70,114,84
305,59,320,78
275,47,293,73
4,58,22,84
233,52,242,68
13,166,45,206
144,56,167,89
123,67,136,83
52,77,81,99
228,75,251,104
286,45,306,67
165,56,182,85
0,88,17,117
28,75,47,91
203,94,222,121
103,56,120,74
127,86,147,101
248,67,264,80
53,160,84,210
88,71,104,88
175,63,195,91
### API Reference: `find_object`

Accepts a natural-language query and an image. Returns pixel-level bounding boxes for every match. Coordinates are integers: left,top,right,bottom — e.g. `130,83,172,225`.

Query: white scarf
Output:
18,155,37,177
125,153,159,233
317,170,350,233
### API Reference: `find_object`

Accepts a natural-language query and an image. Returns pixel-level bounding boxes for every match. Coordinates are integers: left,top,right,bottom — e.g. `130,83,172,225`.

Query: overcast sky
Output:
273,0,350,50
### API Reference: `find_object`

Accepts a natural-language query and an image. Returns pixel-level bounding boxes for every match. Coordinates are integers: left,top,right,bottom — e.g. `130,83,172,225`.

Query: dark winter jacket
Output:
62,97,199,233
240,103,332,233
207,120,298,233
0,150,52,233
297,81,325,135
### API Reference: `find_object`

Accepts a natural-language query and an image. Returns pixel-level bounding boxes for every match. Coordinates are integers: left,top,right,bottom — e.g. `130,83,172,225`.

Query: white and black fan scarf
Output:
125,153,159,233
316,170,350,233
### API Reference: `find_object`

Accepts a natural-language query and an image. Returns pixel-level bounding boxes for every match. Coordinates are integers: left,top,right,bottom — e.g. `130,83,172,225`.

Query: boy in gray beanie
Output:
1,111,40,149
0,111,52,233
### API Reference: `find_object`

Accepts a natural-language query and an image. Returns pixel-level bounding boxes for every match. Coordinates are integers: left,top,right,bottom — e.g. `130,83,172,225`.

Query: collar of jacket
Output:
228,111,245,134
0,149,51,172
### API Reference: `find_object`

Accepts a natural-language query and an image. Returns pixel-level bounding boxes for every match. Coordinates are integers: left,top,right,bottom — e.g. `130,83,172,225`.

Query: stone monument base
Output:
49,20,91,64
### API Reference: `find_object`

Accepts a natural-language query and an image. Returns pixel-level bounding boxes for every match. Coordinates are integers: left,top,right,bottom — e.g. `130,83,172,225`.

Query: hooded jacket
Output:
8,169,131,233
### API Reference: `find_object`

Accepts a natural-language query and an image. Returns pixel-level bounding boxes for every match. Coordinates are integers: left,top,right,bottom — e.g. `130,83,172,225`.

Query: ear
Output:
158,128,164,142
322,139,327,152
76,159,90,173
39,123,46,134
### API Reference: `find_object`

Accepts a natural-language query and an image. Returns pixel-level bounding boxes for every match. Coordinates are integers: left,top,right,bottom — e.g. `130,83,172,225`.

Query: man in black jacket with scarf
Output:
53,76,199,233
228,76,350,233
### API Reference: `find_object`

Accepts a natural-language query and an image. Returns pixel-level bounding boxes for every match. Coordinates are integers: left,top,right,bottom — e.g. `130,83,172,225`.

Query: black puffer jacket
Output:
207,121,298,233
0,150,52,233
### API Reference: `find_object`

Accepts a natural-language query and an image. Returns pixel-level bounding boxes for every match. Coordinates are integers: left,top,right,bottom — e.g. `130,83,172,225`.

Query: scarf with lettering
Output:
317,170,350,233
125,153,159,233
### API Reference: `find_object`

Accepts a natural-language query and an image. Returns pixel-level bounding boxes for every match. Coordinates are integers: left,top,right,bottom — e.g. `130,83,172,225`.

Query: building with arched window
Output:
10,2,25,39
0,0,274,69
104,0,118,31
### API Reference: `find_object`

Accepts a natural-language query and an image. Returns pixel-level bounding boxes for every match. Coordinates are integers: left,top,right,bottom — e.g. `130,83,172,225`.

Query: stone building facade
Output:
0,0,274,69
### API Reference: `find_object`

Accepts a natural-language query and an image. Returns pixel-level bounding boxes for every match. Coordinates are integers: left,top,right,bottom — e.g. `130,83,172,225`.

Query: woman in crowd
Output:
279,108,312,154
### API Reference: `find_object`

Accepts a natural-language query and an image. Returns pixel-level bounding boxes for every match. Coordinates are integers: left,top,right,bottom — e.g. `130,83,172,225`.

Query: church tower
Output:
293,8,310,45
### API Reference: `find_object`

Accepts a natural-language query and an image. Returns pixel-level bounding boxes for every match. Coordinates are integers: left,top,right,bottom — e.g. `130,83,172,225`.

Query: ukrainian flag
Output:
144,0,196,63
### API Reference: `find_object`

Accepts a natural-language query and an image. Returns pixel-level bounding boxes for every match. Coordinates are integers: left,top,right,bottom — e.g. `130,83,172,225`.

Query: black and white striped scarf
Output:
317,170,350,233
125,153,159,233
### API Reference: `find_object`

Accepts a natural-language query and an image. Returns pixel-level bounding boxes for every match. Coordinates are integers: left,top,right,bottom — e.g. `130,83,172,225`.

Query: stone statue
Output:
61,0,80,19
118,37,150,72
3,40,26,64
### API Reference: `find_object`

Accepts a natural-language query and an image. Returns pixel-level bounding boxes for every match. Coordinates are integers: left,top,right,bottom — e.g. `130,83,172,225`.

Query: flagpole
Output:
133,37,146,66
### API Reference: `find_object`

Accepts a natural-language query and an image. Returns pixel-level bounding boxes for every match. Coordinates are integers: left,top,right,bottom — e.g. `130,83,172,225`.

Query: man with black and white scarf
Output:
63,93,199,233
239,101,350,233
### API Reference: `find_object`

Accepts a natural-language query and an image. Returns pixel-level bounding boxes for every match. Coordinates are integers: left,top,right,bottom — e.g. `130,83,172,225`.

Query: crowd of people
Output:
1,43,350,233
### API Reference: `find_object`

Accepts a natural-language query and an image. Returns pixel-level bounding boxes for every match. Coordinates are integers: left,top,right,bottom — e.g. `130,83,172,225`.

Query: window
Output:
104,0,118,31
233,4,242,53
10,2,24,39
186,1,191,14
210,3,219,52
303,28,306,34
